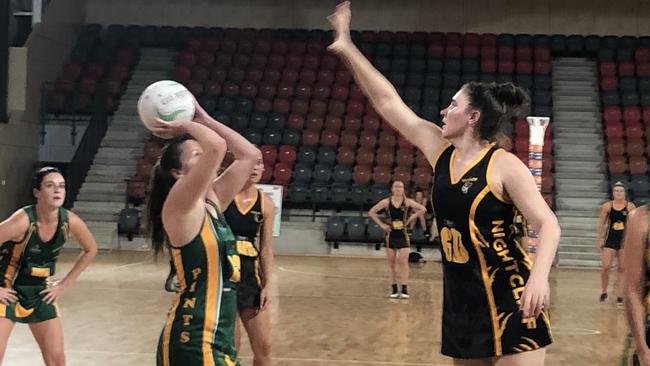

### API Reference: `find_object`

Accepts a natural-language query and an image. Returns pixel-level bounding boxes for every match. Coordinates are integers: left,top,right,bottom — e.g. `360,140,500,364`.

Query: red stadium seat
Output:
273,163,293,185
603,107,622,124
412,167,433,188
607,155,628,174
301,130,320,146
359,130,378,149
534,47,551,62
313,84,331,100
309,99,328,116
356,147,375,166
636,48,650,63
278,146,297,164
340,131,359,147
261,145,278,165
516,46,533,61
638,63,650,77
600,76,618,91
291,99,309,116
378,131,397,148
324,115,343,132
337,146,356,166
626,124,644,139
362,115,381,132
480,59,497,73
320,130,339,147
605,123,624,139
304,114,324,132
627,139,645,157
393,166,412,186
347,100,365,117
643,107,650,123
630,156,648,175
618,62,636,77
600,62,617,77
352,165,372,184
606,138,626,156
375,148,395,167
372,165,392,185
498,46,515,61
287,114,305,130
624,106,642,124
497,60,515,74
516,61,533,74
343,116,362,131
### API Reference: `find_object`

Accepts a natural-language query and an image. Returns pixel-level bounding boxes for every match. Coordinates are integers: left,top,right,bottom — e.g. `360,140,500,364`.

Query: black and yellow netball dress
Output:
431,143,552,358
224,189,265,310
0,205,69,323
620,207,650,366
604,201,629,250
384,198,410,249
157,199,241,366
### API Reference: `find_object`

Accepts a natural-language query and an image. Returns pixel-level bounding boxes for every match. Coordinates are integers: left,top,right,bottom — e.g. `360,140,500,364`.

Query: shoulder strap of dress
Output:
22,205,35,223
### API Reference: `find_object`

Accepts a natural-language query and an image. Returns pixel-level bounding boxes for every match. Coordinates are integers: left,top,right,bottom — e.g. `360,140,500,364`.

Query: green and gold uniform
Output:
157,199,241,366
0,205,69,323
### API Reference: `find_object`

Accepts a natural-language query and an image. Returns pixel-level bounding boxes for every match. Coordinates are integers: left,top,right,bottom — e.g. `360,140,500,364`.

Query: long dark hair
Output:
463,82,530,143
146,134,194,255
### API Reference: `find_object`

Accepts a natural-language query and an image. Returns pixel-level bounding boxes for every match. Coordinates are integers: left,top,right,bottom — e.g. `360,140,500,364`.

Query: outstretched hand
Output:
327,1,353,54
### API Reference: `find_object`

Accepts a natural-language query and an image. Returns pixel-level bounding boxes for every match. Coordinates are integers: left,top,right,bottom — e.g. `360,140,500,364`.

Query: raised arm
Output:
41,212,97,304
327,1,446,164
157,120,228,247
368,199,390,232
193,101,259,210
259,193,275,310
623,207,650,365
496,152,560,318
595,203,610,249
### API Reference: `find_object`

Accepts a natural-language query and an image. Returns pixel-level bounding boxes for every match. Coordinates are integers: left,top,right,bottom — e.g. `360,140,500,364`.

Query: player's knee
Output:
255,338,272,358
45,349,65,366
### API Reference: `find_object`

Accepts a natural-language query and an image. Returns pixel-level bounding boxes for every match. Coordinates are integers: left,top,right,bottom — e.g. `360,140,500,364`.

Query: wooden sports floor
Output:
4,251,627,366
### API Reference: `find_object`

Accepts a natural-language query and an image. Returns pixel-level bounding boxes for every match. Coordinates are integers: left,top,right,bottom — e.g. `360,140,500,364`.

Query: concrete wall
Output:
86,0,650,36
39,124,88,163
0,0,86,218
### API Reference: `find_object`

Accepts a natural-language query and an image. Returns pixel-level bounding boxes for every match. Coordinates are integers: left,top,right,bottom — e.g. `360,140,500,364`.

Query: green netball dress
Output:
0,205,69,323
157,199,241,366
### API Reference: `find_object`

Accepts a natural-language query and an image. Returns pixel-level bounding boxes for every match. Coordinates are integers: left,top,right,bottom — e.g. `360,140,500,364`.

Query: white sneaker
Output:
400,292,410,299
390,292,400,299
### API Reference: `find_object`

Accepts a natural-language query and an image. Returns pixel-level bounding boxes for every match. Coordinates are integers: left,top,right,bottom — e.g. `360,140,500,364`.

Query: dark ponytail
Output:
146,134,193,255
463,82,531,144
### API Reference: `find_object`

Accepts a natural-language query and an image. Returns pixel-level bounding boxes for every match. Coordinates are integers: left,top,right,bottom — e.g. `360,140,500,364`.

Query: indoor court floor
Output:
4,251,628,366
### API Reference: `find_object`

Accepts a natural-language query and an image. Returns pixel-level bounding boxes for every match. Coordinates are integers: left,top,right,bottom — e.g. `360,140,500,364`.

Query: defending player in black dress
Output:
225,154,275,366
369,181,425,299
328,2,559,364
596,182,634,304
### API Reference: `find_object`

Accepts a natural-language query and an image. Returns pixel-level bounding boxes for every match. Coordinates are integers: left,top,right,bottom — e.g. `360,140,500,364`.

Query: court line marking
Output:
552,327,602,335
278,266,439,283
6,348,450,365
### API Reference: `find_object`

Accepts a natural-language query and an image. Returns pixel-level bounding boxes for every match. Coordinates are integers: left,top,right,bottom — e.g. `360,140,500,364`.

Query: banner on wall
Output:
256,184,283,237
